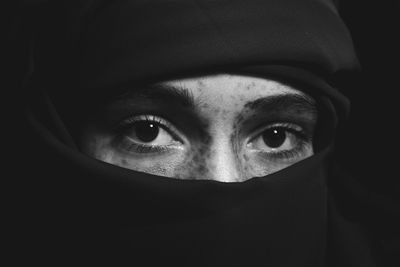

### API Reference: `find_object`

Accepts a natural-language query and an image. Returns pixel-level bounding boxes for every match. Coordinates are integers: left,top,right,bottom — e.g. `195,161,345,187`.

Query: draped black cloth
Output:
14,0,389,266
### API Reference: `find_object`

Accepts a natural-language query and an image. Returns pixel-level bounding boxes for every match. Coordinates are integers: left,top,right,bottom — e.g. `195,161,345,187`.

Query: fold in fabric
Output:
22,0,375,266
33,0,359,106
27,106,329,266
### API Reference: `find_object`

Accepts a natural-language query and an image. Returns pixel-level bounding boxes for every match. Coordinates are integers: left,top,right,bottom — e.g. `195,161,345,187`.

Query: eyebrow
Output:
105,83,317,130
104,84,201,131
243,93,317,116
111,84,196,109
113,84,316,111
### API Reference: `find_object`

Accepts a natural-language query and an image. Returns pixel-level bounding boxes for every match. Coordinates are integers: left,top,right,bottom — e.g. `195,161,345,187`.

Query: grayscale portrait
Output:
11,0,399,266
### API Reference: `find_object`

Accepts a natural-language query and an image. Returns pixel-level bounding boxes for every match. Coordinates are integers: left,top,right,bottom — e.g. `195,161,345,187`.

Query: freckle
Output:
212,107,221,115
193,159,209,178
174,139,213,180
121,159,129,166
235,82,243,88
199,102,209,109
197,80,206,89
150,163,170,175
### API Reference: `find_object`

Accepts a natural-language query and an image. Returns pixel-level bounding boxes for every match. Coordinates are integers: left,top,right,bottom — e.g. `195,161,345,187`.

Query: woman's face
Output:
80,74,317,182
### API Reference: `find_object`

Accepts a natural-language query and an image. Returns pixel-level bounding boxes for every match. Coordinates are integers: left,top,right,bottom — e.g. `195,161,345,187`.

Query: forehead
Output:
162,74,306,102
103,74,317,128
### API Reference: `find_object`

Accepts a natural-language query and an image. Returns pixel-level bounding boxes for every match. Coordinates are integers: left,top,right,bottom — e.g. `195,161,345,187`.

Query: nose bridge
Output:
205,130,243,183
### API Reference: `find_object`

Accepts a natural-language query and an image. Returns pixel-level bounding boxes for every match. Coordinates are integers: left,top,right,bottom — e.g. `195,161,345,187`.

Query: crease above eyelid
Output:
234,96,317,138
254,122,303,134
104,101,211,141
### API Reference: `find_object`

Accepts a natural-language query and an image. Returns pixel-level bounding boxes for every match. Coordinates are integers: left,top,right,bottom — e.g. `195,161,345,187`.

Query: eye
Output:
247,123,309,158
116,115,183,154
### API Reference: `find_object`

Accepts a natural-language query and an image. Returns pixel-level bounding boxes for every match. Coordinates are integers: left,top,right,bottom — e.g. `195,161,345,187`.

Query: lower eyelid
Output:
116,135,184,154
250,140,311,160
267,148,305,160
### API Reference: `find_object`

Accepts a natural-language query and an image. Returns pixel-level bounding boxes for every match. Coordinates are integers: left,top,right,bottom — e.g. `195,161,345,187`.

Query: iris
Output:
262,128,286,148
134,121,160,143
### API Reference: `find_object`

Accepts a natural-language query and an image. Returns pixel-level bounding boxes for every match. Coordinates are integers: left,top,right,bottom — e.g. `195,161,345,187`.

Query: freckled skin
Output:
230,122,246,179
81,74,316,182
174,144,212,180
173,132,213,180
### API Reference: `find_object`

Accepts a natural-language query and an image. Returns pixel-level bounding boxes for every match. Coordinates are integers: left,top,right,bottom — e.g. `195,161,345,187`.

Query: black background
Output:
335,0,399,195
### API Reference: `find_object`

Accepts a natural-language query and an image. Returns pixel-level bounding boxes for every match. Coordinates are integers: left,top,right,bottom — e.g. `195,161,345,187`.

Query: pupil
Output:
262,128,286,148
135,121,159,142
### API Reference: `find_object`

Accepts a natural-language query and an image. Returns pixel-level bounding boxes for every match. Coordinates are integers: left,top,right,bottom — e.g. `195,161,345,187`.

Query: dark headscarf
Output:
22,0,377,266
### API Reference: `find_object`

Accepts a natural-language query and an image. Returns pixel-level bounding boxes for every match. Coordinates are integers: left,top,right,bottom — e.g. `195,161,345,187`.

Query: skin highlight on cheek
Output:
244,153,294,177
81,126,184,177
114,151,189,177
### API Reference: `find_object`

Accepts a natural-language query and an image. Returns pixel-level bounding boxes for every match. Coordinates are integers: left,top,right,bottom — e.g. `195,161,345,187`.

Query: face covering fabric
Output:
21,0,377,266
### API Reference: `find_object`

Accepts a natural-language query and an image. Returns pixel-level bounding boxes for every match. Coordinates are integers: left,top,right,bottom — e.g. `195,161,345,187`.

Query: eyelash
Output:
118,138,169,153
114,115,182,154
266,142,308,161
114,116,311,161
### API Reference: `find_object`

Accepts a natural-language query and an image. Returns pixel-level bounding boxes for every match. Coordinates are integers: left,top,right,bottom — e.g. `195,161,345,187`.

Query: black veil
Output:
11,0,390,266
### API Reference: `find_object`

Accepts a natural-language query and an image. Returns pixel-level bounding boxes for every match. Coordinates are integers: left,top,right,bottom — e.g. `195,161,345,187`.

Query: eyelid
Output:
116,114,186,144
247,122,307,143
246,121,313,162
